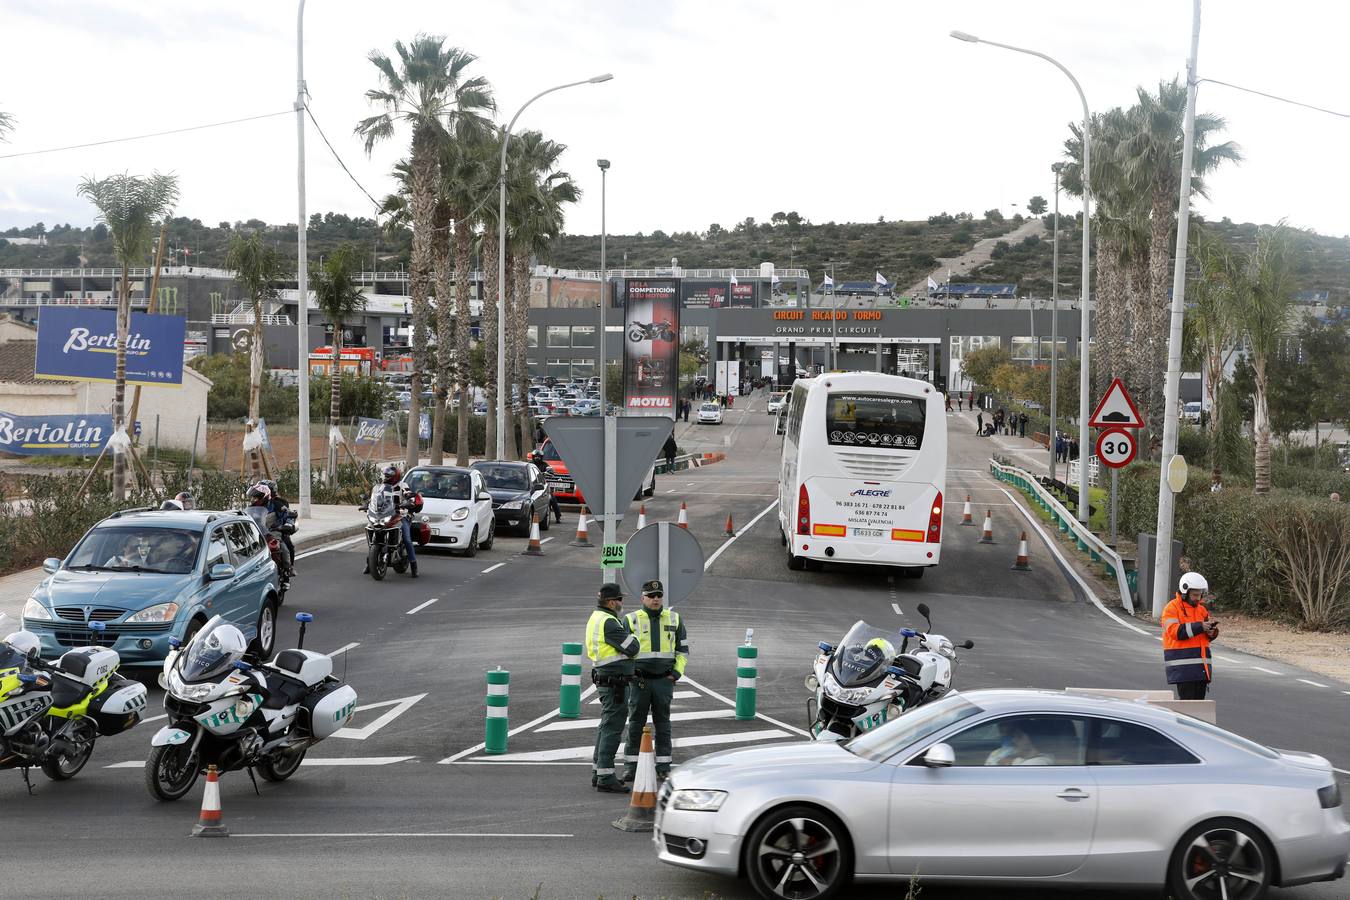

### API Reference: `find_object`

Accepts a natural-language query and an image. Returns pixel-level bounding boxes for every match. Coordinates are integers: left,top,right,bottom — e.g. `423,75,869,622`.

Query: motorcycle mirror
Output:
916,603,933,629
960,639,975,650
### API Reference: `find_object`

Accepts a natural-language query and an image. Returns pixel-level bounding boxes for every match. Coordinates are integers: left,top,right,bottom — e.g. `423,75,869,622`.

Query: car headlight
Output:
501,500,524,509
22,598,52,620
450,507,470,521
670,789,727,812
127,602,180,624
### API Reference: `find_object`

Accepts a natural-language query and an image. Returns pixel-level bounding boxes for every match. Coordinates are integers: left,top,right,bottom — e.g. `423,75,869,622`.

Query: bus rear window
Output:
825,393,925,450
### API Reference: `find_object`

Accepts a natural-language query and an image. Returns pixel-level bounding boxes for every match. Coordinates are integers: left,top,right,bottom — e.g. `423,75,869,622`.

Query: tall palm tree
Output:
1185,232,1240,487
226,232,284,475
0,106,14,142
311,243,368,479
356,36,493,471
1120,78,1242,437
77,172,180,498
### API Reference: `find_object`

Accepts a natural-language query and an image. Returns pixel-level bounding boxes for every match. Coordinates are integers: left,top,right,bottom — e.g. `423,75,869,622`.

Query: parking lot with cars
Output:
2,391,1346,899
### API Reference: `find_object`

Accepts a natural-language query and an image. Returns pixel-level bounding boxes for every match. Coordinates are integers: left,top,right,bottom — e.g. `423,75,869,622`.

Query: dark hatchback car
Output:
470,460,553,535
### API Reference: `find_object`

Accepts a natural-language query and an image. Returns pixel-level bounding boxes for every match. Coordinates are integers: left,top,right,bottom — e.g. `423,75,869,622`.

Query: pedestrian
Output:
586,583,639,792
944,393,953,412
968,390,975,409
1161,572,1218,700
976,411,984,435
957,394,964,412
622,579,688,782
1018,412,1027,438
662,431,677,471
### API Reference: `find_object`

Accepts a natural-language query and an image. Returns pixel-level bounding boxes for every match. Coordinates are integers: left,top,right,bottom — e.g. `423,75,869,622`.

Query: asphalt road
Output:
2,391,1346,900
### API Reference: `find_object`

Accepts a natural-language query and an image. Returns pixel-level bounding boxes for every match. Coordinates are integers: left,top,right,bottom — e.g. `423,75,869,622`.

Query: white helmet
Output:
3,630,41,660
1179,572,1209,595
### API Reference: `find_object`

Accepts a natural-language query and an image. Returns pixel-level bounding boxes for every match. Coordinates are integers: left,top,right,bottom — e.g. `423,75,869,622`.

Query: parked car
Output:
655,689,1350,900
698,402,724,425
470,460,553,534
571,399,602,417
404,466,495,556
22,508,283,669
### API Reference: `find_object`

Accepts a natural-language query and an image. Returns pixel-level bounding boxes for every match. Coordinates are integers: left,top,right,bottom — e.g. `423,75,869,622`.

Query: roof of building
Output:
0,340,71,385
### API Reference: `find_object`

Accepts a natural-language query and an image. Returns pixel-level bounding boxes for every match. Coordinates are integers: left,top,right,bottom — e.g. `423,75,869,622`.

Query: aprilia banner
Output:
622,278,679,415
0,410,113,456
680,280,728,309
35,307,186,386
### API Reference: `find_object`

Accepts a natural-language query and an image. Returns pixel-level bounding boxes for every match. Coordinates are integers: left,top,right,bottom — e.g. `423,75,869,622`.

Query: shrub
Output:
1262,500,1350,629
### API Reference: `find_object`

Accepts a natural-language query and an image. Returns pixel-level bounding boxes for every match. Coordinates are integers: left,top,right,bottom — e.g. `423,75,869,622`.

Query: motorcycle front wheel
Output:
257,746,307,782
145,742,202,801
41,736,95,780
368,543,387,581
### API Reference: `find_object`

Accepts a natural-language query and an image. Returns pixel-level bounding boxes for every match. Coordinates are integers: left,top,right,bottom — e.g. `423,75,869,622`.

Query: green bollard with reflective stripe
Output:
559,642,583,719
735,645,758,721
485,668,509,754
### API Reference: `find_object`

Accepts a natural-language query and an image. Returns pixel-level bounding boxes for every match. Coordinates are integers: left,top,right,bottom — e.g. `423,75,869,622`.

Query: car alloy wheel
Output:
747,806,848,900
1170,820,1272,900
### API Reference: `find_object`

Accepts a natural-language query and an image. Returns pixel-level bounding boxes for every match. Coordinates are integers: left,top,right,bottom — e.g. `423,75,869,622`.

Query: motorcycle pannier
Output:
86,672,149,736
301,681,358,740
415,521,431,546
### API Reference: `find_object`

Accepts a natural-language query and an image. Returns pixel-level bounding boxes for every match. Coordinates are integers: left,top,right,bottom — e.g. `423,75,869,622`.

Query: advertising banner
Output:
680,280,728,309
354,417,388,446
419,412,431,441
549,277,601,310
622,278,680,415
35,307,187,386
730,282,757,308
0,410,112,456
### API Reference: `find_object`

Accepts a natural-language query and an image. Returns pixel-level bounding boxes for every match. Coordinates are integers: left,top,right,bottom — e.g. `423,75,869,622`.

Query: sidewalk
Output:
0,504,365,622
950,408,1056,476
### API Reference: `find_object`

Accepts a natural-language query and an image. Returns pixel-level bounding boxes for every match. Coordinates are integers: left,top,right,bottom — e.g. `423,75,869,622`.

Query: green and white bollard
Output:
559,642,583,719
485,668,509,754
735,634,758,721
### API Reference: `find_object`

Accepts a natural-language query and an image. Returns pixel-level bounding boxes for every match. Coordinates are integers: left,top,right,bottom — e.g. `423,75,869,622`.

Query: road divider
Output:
962,495,974,525
1012,531,1031,571
559,643,583,719
613,725,658,833
570,506,594,547
485,669,510,754
677,501,689,529
637,504,647,529
723,512,735,536
735,641,758,721
979,510,995,543
191,765,228,838
524,515,545,556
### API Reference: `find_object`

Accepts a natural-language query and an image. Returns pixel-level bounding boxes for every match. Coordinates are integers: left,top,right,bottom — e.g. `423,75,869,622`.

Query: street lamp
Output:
1049,162,1064,482
294,0,311,517
950,29,1092,523
597,159,610,411
496,73,613,458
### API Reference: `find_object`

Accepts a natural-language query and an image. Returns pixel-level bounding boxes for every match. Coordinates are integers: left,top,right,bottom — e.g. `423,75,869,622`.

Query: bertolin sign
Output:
35,307,186,387
0,411,113,456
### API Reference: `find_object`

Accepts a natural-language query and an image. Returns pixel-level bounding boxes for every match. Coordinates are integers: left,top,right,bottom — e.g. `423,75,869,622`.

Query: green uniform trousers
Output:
591,681,629,782
623,674,675,778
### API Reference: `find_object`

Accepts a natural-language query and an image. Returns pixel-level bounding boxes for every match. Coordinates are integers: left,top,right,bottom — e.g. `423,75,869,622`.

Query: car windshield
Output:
829,620,907,687
701,404,719,412
847,694,984,762
66,525,201,574
826,392,925,451
476,465,529,491
178,616,243,682
406,470,472,500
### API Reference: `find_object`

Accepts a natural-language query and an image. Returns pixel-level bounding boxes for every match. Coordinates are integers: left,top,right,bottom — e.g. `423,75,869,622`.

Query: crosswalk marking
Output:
473,731,792,763
538,709,735,732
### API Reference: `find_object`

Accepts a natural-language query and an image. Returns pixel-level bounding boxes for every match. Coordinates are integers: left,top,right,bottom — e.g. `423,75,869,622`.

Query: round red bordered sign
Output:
1096,428,1137,468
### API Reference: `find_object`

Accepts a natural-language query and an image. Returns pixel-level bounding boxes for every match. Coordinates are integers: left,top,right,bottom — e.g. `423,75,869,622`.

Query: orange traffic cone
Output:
1011,530,1031,570
724,512,735,536
571,505,594,547
677,501,689,529
612,725,658,832
524,514,545,556
979,510,995,544
637,504,647,530
191,764,228,837
961,495,974,525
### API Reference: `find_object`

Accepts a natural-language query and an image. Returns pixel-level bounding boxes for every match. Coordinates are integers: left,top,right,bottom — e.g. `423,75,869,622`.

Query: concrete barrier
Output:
1066,687,1216,724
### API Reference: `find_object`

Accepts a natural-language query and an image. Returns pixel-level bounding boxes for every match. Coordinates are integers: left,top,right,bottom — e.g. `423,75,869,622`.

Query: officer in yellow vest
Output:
622,579,689,781
586,582,638,792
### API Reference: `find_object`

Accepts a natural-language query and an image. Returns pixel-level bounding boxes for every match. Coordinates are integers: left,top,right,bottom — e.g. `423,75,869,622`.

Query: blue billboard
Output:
34,307,186,386
0,411,113,456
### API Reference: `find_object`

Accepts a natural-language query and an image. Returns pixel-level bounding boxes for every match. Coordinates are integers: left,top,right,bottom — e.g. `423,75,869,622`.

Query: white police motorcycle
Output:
806,603,974,741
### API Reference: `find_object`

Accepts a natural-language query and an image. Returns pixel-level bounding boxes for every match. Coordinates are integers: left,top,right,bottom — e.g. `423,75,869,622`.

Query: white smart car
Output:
698,402,724,425
404,466,495,556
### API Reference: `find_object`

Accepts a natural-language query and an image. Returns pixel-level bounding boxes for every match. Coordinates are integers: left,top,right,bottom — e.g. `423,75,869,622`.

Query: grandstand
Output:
929,282,1018,300
825,281,893,297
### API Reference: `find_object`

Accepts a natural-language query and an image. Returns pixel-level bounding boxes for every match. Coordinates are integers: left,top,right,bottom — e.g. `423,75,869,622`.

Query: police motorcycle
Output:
362,480,425,581
805,603,974,741
243,481,297,601
0,615,147,788
146,612,357,801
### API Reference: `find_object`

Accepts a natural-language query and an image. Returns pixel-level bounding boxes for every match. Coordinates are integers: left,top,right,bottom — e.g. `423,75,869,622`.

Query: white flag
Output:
729,272,739,285
927,276,939,291
823,275,834,288
771,275,780,284
875,271,888,285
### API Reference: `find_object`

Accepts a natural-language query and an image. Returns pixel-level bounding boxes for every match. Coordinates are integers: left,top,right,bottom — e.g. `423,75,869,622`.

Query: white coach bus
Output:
778,372,947,576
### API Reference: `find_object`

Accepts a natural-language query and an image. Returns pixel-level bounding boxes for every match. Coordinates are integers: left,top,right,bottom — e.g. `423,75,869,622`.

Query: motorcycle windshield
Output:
179,616,244,682
246,506,273,532
367,486,398,519
829,620,906,687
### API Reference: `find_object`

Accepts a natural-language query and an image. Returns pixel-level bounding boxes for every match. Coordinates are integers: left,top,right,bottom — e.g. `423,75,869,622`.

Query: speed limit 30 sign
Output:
1096,428,1137,468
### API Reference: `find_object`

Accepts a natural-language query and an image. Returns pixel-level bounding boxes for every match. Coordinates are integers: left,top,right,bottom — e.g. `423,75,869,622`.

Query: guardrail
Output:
989,458,1135,614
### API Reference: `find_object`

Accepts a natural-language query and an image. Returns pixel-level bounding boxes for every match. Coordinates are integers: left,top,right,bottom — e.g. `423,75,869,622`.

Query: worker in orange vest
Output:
1161,572,1219,700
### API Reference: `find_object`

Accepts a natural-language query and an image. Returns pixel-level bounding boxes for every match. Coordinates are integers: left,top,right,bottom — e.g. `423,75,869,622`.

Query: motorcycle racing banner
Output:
0,410,113,455
621,278,680,415
35,307,187,386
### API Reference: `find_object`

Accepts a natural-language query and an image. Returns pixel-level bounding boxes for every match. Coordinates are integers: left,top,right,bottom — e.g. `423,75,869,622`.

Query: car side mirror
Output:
42,558,61,574
208,563,236,581
478,491,492,502
922,743,955,768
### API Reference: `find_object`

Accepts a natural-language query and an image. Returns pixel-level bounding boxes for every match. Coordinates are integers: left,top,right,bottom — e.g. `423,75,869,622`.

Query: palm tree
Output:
1231,224,1299,493
311,243,368,479
1185,232,1240,487
226,232,284,475
77,172,180,498
356,36,493,471
0,106,14,142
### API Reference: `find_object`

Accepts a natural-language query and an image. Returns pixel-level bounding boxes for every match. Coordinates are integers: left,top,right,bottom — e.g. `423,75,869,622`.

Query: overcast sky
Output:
3,0,1348,248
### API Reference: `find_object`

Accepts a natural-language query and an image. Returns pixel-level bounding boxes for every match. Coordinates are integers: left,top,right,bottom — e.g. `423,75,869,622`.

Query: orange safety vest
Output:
1161,594,1212,684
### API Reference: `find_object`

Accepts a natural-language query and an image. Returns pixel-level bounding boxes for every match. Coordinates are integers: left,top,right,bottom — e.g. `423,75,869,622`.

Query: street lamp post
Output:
294,0,311,517
597,159,609,409
495,73,613,459
951,30,1091,522
1049,162,1063,482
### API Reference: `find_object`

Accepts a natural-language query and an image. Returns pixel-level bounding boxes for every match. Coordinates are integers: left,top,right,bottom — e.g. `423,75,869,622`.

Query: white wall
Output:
78,367,211,452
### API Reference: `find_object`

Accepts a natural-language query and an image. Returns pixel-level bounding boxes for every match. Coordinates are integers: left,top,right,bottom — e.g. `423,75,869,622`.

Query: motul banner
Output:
622,278,679,415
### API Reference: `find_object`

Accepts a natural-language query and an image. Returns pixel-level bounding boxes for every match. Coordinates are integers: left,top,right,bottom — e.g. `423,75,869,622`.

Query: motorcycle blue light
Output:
296,612,314,623
89,620,106,632
18,673,36,683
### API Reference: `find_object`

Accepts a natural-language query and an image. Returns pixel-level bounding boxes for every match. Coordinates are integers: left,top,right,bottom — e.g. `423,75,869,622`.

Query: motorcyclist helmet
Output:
174,491,196,511
179,617,247,681
3,629,41,660
383,464,402,485
246,483,272,506
160,499,184,510
1178,572,1209,597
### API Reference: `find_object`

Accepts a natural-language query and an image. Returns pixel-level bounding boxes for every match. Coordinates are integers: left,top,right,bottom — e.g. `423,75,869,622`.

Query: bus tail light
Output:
927,491,943,543
797,484,810,535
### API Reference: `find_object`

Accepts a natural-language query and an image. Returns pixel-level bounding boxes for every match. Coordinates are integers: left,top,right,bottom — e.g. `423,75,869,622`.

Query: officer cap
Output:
642,579,664,595
598,583,624,601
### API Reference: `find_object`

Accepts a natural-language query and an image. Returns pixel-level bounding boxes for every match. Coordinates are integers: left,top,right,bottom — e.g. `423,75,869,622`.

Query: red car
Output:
534,439,656,505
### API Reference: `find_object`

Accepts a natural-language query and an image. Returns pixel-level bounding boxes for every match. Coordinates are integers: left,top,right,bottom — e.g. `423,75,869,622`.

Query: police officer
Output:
586,583,638,792
622,579,688,782
1162,572,1219,699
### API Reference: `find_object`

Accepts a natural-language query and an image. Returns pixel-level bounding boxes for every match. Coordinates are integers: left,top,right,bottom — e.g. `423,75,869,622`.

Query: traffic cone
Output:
612,725,658,833
637,504,647,530
677,502,689,529
979,510,995,544
961,495,974,525
724,512,735,536
524,514,545,556
1011,531,1031,570
191,765,228,837
570,505,594,547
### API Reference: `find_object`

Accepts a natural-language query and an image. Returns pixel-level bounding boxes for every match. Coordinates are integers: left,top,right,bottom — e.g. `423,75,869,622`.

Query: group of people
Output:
1053,432,1082,463
975,407,1029,439
944,390,977,412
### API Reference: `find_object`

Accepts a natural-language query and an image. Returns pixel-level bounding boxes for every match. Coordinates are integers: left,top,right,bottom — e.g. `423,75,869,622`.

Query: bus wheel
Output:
786,546,805,571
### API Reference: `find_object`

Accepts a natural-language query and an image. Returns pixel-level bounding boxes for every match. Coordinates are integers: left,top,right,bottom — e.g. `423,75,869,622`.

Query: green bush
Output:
189,354,297,422
309,373,390,421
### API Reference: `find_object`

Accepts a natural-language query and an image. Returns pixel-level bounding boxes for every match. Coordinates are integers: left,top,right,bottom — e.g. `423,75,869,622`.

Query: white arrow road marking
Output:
466,730,792,762
332,693,428,740
326,642,360,658
537,709,736,732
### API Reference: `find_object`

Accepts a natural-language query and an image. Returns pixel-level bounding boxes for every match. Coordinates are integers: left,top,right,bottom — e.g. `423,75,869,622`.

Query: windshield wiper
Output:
67,564,108,571
104,565,169,574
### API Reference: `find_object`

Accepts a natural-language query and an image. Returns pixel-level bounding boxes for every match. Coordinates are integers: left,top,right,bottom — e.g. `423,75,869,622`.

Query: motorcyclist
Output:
252,479,297,575
174,491,196,511
528,451,564,524
363,465,421,578
246,482,295,578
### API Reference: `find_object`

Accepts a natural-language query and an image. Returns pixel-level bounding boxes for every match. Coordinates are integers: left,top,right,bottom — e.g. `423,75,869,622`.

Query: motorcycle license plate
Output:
853,710,888,732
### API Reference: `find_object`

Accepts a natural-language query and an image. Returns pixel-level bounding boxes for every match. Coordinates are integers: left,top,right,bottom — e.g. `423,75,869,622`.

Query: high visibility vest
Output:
1161,594,1212,684
626,608,687,676
586,609,629,668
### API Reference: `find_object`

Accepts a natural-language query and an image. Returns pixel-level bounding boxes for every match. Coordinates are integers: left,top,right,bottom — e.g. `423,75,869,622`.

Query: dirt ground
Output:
1213,613,1350,683
202,426,394,475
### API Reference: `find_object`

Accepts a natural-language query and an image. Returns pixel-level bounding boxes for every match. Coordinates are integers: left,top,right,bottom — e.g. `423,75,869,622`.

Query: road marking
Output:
540,537,553,544
1253,666,1281,675
439,685,598,763
469,730,792,762
891,602,903,615
482,563,505,574
104,761,146,769
665,488,677,493
327,642,359,658
295,535,366,559
143,714,166,723
332,694,427,740
681,674,811,738
1297,678,1329,688
703,500,778,571
673,690,699,699
406,597,439,615
300,756,416,766
537,709,736,732
232,832,572,839
1335,767,1350,776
